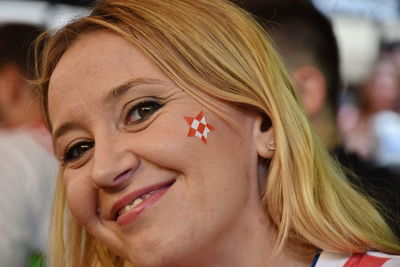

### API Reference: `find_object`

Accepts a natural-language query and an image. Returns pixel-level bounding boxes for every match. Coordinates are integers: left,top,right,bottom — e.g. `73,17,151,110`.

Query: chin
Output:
126,249,184,267
121,233,201,267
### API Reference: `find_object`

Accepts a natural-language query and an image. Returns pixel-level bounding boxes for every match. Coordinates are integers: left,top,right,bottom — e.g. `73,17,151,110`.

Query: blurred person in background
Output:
343,47,400,169
0,24,43,128
242,1,400,237
0,23,57,267
388,42,400,70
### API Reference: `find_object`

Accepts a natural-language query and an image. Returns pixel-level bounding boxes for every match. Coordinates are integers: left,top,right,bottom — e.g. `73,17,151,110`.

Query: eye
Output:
125,100,164,126
63,141,94,163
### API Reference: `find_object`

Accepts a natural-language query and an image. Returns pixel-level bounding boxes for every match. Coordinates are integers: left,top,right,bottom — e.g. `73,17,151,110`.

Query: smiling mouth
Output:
113,179,175,223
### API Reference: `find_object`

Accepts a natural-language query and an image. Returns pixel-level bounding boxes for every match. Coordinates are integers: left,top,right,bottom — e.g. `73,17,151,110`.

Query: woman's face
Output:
48,31,269,266
365,61,400,112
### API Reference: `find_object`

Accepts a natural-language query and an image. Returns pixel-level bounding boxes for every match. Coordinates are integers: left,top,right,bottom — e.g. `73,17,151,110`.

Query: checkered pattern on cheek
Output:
184,111,215,144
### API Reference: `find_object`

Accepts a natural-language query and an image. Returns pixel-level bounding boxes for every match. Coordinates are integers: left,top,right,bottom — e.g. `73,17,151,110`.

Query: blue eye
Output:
63,141,94,163
125,100,163,125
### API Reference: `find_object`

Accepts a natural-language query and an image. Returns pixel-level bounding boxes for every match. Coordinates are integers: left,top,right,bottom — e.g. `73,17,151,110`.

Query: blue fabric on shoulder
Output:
311,251,321,267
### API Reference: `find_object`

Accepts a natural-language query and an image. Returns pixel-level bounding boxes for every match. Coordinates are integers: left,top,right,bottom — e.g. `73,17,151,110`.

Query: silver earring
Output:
267,141,276,151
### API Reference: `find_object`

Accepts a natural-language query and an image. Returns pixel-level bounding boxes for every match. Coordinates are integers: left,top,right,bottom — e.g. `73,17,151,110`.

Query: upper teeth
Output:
118,190,156,217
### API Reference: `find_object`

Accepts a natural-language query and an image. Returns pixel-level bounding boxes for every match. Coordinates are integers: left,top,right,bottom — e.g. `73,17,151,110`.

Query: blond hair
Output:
33,0,399,266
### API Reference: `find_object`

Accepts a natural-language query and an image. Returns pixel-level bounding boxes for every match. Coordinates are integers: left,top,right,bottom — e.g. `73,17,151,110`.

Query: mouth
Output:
112,179,176,225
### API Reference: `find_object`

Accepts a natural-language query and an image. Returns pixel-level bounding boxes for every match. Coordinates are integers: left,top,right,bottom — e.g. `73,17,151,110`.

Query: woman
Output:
343,55,400,165
34,0,400,266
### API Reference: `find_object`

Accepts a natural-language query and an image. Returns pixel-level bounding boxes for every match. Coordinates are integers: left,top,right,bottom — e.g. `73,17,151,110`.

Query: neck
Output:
176,201,316,267
2,99,41,127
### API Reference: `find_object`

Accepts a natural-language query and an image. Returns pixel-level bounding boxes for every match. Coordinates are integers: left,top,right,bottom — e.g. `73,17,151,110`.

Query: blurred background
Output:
1,0,398,84
0,0,399,266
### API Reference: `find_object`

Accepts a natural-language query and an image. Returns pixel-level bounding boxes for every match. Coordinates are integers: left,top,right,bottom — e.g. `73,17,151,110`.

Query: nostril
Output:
113,169,133,183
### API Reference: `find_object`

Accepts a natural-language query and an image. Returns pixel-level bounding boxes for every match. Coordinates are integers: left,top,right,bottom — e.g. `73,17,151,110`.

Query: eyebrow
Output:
52,77,166,140
53,122,77,140
103,77,166,104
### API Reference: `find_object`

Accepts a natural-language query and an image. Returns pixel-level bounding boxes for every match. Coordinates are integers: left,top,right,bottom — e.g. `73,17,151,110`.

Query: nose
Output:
91,133,139,190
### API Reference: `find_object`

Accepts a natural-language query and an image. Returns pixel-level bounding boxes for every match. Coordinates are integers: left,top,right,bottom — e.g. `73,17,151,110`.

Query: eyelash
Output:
61,99,164,165
62,140,94,164
124,99,164,126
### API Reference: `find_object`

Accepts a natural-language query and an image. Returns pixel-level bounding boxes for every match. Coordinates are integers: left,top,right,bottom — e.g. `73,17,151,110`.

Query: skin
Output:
364,60,400,113
0,63,41,126
291,64,340,150
48,31,312,267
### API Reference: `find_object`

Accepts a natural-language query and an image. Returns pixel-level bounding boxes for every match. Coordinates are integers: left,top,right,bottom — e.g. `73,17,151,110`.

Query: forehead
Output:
49,30,165,90
48,31,173,125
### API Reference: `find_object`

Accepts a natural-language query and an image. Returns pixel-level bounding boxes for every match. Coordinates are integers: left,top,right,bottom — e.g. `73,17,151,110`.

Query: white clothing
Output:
371,111,400,166
0,127,57,267
315,250,400,267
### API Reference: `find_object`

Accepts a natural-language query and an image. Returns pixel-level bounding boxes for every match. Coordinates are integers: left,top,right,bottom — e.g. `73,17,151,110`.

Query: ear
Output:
253,116,275,159
292,65,326,118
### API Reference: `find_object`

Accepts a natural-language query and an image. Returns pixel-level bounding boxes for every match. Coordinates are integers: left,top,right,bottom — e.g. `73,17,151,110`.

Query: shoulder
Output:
0,128,57,186
0,130,42,167
314,250,400,267
0,126,53,160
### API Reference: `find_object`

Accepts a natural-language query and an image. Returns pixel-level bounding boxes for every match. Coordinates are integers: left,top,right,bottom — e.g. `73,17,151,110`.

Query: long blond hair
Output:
33,0,399,266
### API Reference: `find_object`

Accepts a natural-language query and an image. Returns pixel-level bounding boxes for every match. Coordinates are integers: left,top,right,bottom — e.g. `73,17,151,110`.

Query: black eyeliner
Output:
124,98,164,126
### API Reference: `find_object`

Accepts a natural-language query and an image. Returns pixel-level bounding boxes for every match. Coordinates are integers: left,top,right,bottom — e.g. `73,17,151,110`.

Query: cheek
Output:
134,112,206,169
151,110,253,200
64,171,97,224
142,109,254,181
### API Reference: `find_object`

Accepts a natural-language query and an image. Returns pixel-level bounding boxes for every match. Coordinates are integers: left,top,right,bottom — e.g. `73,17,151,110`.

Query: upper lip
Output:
110,178,176,220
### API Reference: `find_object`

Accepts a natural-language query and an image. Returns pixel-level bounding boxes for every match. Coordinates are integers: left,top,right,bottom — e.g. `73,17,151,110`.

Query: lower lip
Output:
117,185,171,225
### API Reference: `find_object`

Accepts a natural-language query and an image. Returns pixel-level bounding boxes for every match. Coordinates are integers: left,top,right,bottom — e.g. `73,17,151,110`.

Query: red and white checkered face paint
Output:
184,111,215,144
